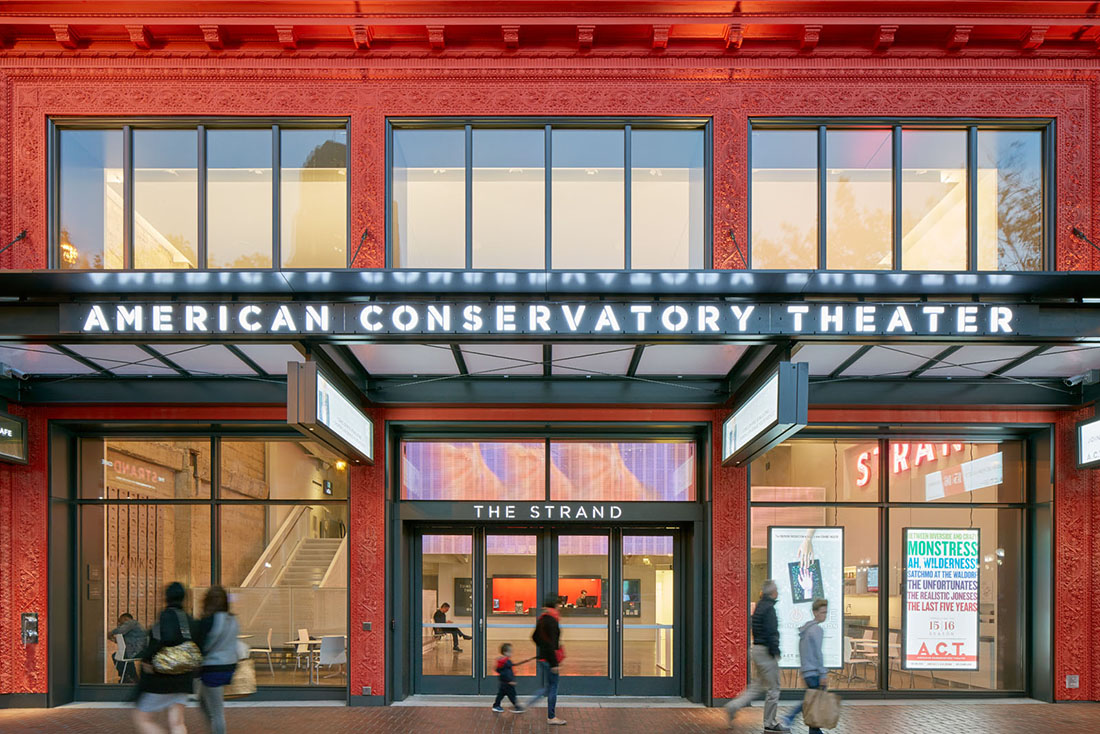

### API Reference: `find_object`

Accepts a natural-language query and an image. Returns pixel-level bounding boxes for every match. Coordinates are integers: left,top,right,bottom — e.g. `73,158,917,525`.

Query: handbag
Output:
802,687,841,729
152,609,203,675
223,658,257,698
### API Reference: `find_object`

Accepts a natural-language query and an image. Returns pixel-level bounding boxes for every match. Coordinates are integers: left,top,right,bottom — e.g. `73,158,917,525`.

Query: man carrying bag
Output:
779,598,841,733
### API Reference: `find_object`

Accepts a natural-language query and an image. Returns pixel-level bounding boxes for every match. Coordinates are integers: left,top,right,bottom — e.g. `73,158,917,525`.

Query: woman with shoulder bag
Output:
133,582,201,734
196,586,239,734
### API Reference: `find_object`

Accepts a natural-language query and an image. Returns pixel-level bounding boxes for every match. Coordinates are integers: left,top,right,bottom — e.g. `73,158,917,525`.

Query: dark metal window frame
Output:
69,428,350,696
747,117,1054,272
49,117,352,271
746,429,1042,699
385,117,714,270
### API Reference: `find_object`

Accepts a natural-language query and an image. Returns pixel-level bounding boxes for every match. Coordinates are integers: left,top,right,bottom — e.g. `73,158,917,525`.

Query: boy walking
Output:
491,643,526,713
779,598,830,734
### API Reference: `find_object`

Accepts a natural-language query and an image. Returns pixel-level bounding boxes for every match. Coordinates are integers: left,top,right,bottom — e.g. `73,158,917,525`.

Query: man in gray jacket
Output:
779,598,829,734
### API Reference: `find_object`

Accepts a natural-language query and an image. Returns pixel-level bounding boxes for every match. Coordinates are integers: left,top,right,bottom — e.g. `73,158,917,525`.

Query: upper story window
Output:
750,121,1047,271
54,120,348,270
389,120,708,270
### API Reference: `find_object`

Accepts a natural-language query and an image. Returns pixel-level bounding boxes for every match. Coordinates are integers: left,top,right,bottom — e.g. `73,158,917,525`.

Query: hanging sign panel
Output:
287,361,374,464
768,526,844,669
0,410,28,464
923,451,1003,501
903,528,980,671
722,361,808,466
1076,416,1100,469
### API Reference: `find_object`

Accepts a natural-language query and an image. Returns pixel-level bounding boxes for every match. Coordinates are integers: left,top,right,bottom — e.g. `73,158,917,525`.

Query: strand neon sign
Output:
855,443,966,487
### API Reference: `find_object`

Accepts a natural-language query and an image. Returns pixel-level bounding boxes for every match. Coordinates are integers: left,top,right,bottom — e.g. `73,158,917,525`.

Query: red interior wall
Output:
557,578,602,608
491,578,538,614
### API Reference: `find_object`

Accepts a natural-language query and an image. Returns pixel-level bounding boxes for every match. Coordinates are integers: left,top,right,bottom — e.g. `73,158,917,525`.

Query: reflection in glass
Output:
280,128,347,268
219,439,349,500
826,129,893,269
886,441,1023,503
392,129,465,268
422,534,474,676
557,535,609,676
401,441,545,500
631,129,705,269
622,536,674,677
888,508,1024,690
751,129,818,269
207,130,273,268
750,439,880,503
486,535,538,677
473,129,545,269
80,438,211,499
552,129,624,269
750,507,879,690
550,441,696,501
133,130,198,269
219,504,348,686
59,130,124,269
902,130,967,270
79,504,211,684
977,130,1043,271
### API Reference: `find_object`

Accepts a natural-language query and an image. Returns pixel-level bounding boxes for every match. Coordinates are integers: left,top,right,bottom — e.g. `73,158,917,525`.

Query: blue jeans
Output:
525,660,559,719
782,674,823,734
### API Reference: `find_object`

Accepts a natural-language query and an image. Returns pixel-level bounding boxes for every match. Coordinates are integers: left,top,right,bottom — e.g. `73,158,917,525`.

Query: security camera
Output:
1065,369,1100,387
0,362,26,380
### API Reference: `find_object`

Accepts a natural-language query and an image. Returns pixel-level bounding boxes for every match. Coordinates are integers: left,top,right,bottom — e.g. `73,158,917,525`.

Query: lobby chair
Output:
317,635,347,679
114,633,140,682
294,628,313,673
250,628,274,676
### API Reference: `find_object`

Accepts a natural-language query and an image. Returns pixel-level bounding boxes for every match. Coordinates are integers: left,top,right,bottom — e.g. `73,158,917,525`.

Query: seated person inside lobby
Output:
433,602,472,652
108,612,146,683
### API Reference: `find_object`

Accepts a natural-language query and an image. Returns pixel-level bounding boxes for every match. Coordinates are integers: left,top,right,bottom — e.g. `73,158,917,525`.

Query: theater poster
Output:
767,526,843,669
903,528,980,670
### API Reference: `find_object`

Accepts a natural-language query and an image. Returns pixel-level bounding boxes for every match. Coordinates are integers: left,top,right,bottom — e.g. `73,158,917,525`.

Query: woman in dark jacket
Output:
132,582,199,734
525,596,566,726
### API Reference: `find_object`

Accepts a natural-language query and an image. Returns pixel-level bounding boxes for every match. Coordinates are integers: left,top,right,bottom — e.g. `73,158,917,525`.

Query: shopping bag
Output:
223,659,257,698
802,687,841,729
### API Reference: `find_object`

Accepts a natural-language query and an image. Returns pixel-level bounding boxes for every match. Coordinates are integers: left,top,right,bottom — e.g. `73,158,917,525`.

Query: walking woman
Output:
133,582,200,734
197,586,240,734
525,595,567,726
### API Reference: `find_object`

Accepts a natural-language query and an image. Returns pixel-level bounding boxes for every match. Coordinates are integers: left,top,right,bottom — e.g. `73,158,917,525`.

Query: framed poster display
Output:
767,526,844,669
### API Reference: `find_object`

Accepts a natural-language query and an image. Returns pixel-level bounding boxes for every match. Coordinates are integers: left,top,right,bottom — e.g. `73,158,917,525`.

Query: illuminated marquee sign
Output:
0,411,27,464
60,301,1019,338
287,361,374,464
722,361,808,466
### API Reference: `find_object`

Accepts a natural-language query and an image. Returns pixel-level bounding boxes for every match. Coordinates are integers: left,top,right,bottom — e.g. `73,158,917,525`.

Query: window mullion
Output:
197,125,207,269
123,125,133,269
272,125,281,270
624,124,632,270
817,125,827,269
968,126,979,271
545,124,552,270
465,124,473,269
892,125,902,270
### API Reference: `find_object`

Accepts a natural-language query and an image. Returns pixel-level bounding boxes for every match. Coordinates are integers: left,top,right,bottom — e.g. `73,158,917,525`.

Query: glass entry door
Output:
415,527,681,696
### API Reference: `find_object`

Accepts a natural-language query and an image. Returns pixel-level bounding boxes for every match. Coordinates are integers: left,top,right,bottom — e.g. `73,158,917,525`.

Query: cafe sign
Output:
0,410,28,464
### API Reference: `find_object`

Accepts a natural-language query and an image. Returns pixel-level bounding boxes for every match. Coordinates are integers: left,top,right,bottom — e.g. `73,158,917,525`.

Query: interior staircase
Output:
277,537,344,588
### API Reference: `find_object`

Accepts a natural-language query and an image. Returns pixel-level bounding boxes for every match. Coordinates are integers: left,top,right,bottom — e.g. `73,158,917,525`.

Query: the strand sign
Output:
61,301,1018,338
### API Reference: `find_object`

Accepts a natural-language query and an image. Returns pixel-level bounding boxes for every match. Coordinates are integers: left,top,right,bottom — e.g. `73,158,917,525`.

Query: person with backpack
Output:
196,586,240,734
133,582,201,734
525,596,567,726
778,599,830,734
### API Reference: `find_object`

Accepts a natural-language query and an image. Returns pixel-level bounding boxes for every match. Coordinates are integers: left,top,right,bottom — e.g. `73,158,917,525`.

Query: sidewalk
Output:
1,700,1098,733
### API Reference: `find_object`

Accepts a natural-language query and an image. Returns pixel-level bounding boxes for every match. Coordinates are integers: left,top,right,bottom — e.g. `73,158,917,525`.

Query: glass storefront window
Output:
551,128,625,269
901,129,967,270
550,441,696,501
207,129,273,269
79,504,211,684
887,441,1024,503
220,439,349,500
422,534,474,677
826,128,893,270
750,439,880,502
400,441,545,500
280,128,348,268
133,129,198,269
80,438,211,499
486,535,539,677
630,129,705,269
750,129,818,269
622,535,675,677
473,129,545,269
391,128,466,268
58,129,124,269
977,130,1043,271
557,534,610,676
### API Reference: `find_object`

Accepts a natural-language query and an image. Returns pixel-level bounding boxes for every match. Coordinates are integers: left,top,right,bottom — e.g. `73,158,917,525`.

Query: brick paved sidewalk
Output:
1,701,1099,733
